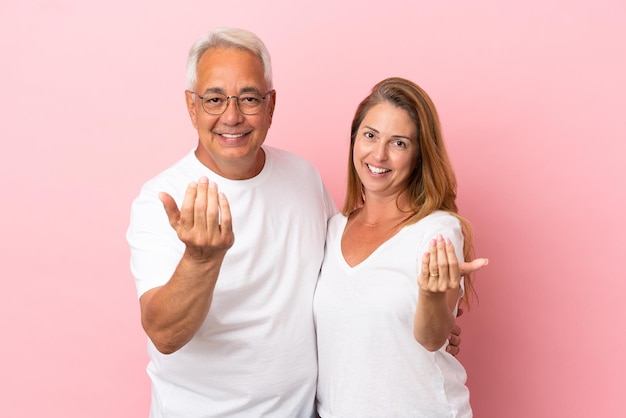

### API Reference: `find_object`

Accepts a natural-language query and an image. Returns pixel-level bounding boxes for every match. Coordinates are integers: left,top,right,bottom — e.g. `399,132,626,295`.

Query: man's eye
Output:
241,96,261,104
204,96,224,104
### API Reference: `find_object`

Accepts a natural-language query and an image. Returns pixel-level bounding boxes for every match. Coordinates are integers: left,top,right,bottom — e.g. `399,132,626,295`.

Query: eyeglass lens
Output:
201,93,265,115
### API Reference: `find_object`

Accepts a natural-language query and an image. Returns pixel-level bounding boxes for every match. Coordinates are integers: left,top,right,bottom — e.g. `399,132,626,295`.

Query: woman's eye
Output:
393,140,407,148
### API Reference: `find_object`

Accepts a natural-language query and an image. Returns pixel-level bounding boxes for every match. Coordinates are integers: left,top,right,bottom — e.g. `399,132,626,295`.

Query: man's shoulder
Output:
265,145,320,174
140,150,199,192
328,212,347,227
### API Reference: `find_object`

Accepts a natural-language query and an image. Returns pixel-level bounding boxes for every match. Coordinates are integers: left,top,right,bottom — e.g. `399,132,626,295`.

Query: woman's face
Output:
352,102,419,199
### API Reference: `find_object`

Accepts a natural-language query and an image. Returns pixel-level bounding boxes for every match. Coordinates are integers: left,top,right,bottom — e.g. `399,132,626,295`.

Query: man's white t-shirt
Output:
127,146,337,418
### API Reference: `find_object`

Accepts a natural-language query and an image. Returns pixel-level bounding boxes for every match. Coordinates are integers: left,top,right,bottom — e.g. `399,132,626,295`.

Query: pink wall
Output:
2,1,624,417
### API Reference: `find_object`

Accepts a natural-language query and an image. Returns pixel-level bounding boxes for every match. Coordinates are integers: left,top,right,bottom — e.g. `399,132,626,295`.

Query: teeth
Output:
367,164,390,174
222,133,245,138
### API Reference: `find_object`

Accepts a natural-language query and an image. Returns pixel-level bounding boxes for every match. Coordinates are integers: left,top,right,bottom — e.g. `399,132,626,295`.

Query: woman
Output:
314,77,478,417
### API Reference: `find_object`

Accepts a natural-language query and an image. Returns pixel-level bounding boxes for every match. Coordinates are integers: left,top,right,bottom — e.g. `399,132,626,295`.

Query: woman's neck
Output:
355,192,413,226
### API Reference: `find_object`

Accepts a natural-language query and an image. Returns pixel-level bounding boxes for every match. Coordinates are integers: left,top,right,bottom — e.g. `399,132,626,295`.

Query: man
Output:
127,27,335,417
127,27,476,417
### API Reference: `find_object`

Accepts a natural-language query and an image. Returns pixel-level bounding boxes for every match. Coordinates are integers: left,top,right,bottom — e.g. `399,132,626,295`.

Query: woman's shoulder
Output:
406,211,462,237
416,210,459,225
425,210,459,222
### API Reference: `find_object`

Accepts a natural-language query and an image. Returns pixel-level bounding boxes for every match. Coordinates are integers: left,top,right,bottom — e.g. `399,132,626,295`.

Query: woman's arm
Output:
413,234,461,351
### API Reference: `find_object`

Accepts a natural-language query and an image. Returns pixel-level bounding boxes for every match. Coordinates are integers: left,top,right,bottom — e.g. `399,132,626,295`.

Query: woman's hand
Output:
418,234,460,295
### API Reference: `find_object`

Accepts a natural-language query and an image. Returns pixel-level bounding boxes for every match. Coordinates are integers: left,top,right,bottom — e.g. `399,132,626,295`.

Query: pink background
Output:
2,1,625,417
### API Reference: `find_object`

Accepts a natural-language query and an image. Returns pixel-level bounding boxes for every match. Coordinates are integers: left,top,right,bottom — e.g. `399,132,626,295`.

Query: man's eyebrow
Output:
239,86,263,94
201,87,225,95
201,86,263,95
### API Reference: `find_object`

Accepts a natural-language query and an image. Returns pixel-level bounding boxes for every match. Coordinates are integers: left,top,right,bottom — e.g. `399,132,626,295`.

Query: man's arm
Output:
140,177,234,354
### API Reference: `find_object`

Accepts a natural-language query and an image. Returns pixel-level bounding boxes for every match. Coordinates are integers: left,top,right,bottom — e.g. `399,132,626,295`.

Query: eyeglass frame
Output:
188,89,275,115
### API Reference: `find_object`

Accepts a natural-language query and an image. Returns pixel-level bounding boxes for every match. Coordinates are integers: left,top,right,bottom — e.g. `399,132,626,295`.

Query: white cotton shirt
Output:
127,146,337,418
314,211,472,418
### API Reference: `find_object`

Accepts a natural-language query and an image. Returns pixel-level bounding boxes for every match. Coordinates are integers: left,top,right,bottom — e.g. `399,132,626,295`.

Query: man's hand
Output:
446,323,462,356
140,177,234,354
160,176,234,260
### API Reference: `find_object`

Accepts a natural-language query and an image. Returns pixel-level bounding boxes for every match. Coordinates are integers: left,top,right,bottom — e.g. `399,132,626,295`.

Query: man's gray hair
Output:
186,27,273,91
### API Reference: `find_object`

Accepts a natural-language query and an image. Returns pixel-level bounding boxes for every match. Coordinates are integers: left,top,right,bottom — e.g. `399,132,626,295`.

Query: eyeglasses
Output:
189,90,274,115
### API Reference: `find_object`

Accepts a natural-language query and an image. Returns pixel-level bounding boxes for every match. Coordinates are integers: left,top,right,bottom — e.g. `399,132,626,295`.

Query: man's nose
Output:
220,97,244,123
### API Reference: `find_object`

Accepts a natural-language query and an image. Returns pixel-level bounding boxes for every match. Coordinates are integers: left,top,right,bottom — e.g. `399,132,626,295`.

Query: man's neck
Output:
194,147,266,180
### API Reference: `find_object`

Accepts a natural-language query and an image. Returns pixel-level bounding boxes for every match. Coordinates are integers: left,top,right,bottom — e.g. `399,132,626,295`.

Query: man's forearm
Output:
140,253,224,354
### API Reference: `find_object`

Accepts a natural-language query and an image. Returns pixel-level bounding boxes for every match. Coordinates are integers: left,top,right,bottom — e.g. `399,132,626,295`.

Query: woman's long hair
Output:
343,77,476,308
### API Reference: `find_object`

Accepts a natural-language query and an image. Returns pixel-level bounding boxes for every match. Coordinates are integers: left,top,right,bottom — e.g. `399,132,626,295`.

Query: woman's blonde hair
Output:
343,77,476,308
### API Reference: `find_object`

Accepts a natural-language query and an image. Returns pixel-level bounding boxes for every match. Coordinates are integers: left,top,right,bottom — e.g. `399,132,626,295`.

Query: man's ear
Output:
267,89,276,122
185,90,198,129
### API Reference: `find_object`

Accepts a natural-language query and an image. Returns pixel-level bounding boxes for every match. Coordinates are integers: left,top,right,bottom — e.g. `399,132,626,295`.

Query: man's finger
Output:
194,177,209,230
159,192,181,229
446,343,460,356
447,325,462,357
179,181,199,228
205,181,221,229
218,192,233,234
